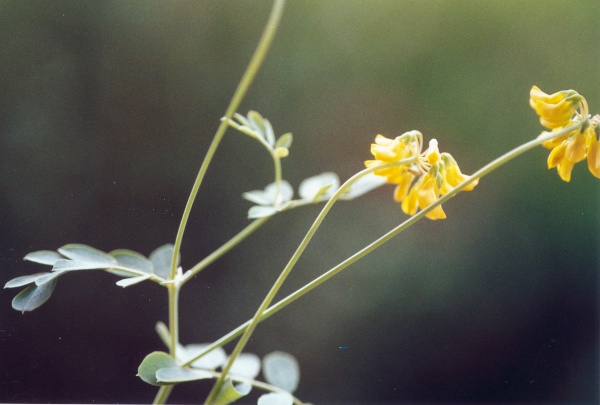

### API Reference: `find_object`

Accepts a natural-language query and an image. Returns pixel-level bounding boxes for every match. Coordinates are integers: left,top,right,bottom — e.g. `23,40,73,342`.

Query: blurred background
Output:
0,1,598,403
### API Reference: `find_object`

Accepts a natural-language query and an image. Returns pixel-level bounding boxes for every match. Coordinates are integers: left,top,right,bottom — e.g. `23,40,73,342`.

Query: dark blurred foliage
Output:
0,1,598,404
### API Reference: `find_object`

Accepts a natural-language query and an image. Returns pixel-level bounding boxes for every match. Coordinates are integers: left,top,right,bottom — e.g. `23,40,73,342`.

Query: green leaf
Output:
23,250,64,265
243,181,294,206
275,132,293,149
262,351,300,393
155,366,212,383
341,172,386,200
109,249,153,277
181,344,226,370
247,110,267,139
52,259,114,272
229,353,261,379
299,172,340,201
137,351,177,386
263,118,276,146
4,272,50,288
258,392,294,405
211,378,252,405
233,112,249,126
248,205,277,219
149,244,178,280
57,244,117,267
35,270,68,285
12,279,57,312
116,274,152,287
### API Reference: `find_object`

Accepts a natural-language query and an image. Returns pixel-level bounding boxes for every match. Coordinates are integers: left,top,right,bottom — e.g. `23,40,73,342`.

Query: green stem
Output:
186,121,585,369
203,159,414,402
153,385,174,405
169,0,287,281
168,284,180,358
182,217,270,285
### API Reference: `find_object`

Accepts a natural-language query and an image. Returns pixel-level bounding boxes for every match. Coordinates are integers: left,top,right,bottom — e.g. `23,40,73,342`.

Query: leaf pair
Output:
243,171,386,218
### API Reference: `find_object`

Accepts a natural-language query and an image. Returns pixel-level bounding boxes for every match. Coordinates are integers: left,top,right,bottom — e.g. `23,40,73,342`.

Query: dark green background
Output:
1,1,598,403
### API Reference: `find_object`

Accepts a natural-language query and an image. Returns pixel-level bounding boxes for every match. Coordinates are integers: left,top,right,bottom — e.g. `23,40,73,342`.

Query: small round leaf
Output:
258,392,294,405
137,351,177,386
262,351,300,393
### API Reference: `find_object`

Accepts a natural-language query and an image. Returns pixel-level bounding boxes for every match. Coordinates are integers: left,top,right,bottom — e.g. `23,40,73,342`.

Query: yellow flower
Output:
366,133,478,220
530,86,600,181
364,132,421,183
529,86,582,129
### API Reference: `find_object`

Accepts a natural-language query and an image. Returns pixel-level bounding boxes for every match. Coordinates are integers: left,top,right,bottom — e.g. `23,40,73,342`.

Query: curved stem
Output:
186,121,585,369
203,159,415,402
169,0,287,281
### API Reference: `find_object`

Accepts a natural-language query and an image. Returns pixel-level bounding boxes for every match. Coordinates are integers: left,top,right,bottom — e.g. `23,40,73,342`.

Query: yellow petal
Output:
556,158,575,182
565,132,587,163
547,142,566,169
393,171,415,202
587,137,600,178
401,183,419,216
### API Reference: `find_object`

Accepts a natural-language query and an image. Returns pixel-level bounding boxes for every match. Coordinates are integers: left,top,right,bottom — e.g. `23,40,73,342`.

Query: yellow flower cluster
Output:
365,131,478,220
529,86,600,182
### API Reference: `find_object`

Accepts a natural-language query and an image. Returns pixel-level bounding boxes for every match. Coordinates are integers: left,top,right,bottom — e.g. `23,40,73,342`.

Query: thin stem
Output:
153,385,174,405
169,0,287,281
167,284,180,358
204,159,415,402
182,217,270,286
186,121,585,368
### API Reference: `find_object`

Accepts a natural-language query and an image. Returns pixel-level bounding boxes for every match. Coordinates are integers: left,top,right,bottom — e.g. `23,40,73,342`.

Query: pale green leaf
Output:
12,279,57,312
247,110,266,139
23,250,64,265
263,351,300,393
212,379,252,405
258,392,294,405
150,244,178,280
109,249,153,277
181,344,226,370
35,270,68,285
263,118,276,146
341,172,386,200
229,353,261,379
156,366,213,383
116,274,153,287
233,112,249,126
248,205,277,219
4,273,50,288
57,244,117,266
275,132,293,149
299,172,340,201
243,181,293,206
137,351,177,386
155,321,171,349
52,259,113,272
